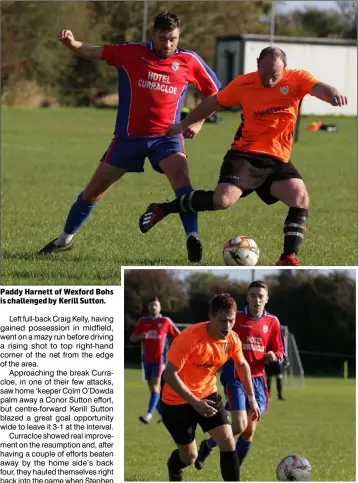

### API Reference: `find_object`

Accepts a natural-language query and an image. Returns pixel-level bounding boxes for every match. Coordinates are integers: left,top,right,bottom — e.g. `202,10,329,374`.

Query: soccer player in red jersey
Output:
39,12,220,262
130,296,180,424
140,46,348,265
194,281,285,472
161,293,260,481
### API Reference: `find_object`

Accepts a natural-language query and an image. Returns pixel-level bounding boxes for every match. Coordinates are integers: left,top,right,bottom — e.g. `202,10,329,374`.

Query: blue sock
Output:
64,192,96,235
236,436,251,466
206,437,218,449
147,391,160,415
175,186,198,236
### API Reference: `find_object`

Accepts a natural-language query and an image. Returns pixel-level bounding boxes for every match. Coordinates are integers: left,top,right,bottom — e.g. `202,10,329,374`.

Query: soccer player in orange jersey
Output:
140,47,348,266
160,293,260,481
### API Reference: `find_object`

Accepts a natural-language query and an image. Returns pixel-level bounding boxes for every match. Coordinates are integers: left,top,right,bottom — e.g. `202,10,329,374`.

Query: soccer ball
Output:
276,454,312,481
223,236,260,266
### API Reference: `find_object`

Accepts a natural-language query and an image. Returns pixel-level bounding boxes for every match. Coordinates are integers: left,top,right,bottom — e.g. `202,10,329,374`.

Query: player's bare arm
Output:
234,357,261,421
58,30,104,60
164,362,218,417
166,95,222,136
311,82,348,107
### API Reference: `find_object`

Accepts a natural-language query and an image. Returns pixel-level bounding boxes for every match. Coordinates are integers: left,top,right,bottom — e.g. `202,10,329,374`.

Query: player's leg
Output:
159,152,202,262
208,425,240,481
38,134,133,254
235,376,268,466
197,393,239,481
276,374,284,400
161,400,198,481
139,150,267,234
271,176,309,266
144,136,202,262
38,163,126,254
197,380,247,468
139,365,162,424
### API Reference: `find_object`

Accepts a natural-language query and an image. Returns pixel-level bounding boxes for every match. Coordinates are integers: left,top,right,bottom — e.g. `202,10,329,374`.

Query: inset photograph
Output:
124,268,356,481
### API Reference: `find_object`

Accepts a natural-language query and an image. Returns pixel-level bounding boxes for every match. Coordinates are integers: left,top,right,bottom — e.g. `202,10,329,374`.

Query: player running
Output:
39,12,220,262
139,46,348,265
130,296,179,424
161,293,260,482
194,281,284,472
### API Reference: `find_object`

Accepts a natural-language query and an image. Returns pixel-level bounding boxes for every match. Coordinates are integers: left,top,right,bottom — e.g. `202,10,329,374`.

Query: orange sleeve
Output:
216,76,243,107
166,332,194,370
294,70,320,98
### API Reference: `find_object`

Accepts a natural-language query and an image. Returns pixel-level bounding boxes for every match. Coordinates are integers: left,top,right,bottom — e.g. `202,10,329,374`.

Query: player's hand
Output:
183,121,204,139
264,351,277,363
193,399,218,418
330,94,348,107
139,333,148,340
58,29,76,47
248,399,261,422
165,123,185,137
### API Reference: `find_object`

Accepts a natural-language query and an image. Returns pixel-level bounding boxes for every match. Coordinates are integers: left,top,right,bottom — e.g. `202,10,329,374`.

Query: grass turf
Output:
1,108,356,284
124,368,356,481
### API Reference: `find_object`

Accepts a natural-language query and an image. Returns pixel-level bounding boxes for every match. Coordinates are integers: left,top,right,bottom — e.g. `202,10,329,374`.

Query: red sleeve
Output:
101,44,127,68
165,319,180,339
187,53,221,96
268,320,285,362
132,318,145,336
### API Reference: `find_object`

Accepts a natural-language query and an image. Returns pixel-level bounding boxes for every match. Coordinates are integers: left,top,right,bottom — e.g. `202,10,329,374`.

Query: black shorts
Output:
218,150,302,205
161,392,230,445
265,362,283,377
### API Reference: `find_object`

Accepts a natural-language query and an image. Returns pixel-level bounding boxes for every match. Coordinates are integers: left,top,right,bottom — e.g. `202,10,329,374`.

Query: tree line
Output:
1,1,356,106
124,269,356,376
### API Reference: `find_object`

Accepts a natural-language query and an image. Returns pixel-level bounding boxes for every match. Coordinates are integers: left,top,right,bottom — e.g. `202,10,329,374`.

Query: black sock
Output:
160,190,215,214
283,207,308,255
266,377,271,395
277,377,283,399
220,450,240,481
168,449,188,474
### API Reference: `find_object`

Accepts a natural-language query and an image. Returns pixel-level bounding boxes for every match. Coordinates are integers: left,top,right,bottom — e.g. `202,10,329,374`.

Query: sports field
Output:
1,108,356,284
124,368,356,481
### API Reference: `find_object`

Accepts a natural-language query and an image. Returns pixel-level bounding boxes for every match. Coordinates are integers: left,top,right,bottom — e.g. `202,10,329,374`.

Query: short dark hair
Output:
153,11,180,31
209,293,237,316
248,281,268,293
258,46,287,67
147,296,160,304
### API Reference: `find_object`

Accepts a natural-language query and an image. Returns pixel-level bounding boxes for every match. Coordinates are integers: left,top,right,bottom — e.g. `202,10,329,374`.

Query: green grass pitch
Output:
124,368,356,481
1,108,356,284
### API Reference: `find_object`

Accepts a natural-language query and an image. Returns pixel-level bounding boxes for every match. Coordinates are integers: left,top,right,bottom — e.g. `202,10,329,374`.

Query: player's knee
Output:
180,450,198,466
295,189,309,209
232,419,247,436
213,192,235,210
241,427,255,442
216,435,236,452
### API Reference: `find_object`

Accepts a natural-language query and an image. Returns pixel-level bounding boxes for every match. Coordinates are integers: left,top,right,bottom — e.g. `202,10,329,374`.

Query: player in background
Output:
140,47,348,266
194,281,284,472
39,12,221,262
161,293,260,482
130,296,180,424
265,354,289,401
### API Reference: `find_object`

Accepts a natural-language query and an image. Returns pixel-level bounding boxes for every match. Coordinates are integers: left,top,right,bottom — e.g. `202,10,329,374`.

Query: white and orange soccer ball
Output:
276,454,312,481
223,236,260,266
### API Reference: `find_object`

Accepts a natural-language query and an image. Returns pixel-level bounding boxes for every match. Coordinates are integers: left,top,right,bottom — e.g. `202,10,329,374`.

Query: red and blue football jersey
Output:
132,315,180,363
101,42,221,136
222,307,285,380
